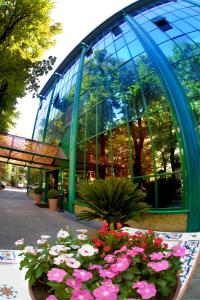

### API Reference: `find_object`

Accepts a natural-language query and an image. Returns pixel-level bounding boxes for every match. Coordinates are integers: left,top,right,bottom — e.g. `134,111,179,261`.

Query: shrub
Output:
34,187,43,194
78,179,150,225
48,189,59,199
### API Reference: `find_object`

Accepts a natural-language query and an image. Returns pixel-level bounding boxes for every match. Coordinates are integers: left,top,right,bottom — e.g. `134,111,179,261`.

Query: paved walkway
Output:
0,188,199,299
0,188,100,249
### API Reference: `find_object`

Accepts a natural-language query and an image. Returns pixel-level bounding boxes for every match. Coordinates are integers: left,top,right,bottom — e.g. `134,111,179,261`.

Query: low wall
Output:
75,204,187,232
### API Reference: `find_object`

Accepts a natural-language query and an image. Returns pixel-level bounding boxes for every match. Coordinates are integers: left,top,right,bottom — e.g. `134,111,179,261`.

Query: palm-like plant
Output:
77,179,150,225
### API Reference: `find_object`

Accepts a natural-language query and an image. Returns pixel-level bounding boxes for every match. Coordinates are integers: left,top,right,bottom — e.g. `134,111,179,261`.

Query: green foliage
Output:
11,177,16,187
77,179,150,224
34,187,43,194
16,225,184,299
48,189,59,199
0,0,62,132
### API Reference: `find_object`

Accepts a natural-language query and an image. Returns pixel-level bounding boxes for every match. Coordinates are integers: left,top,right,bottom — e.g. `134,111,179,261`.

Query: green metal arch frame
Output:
68,43,88,213
124,14,200,231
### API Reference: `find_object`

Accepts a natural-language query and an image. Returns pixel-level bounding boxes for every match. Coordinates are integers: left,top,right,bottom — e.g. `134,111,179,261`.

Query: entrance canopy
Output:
0,133,67,169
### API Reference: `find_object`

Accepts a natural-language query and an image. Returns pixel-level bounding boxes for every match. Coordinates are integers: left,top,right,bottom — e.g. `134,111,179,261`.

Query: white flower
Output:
57,229,70,239
41,235,51,239
54,253,75,265
76,229,88,233
36,239,46,245
49,245,69,256
78,244,96,257
71,245,80,250
77,234,88,241
54,255,66,265
65,257,81,268
24,246,37,255
15,239,24,246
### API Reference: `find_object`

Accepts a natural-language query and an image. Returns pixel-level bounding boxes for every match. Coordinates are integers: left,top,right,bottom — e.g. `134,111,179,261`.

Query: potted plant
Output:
77,179,150,226
33,187,43,204
15,224,184,300
48,189,59,211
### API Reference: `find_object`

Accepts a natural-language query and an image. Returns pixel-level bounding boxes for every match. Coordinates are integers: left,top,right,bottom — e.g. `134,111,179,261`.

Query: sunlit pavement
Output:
4,187,27,193
0,188,100,250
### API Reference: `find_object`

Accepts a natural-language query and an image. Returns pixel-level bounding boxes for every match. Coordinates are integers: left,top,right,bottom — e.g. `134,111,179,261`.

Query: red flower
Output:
147,229,153,234
154,237,163,247
102,223,109,228
116,223,123,229
103,245,111,252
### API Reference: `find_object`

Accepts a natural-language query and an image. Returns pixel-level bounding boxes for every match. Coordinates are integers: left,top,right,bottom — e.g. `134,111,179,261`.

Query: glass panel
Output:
86,137,96,181
149,29,169,44
117,46,132,64
86,107,96,139
134,53,155,78
97,132,111,179
123,30,137,44
128,40,145,58
111,125,130,178
129,116,154,177
123,82,145,121
76,143,85,183
114,36,126,51
97,100,110,134
173,56,200,98
77,115,85,143
119,60,137,88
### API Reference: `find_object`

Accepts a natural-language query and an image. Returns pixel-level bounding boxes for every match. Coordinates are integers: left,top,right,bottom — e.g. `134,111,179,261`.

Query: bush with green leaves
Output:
34,187,43,194
48,189,59,199
77,179,150,225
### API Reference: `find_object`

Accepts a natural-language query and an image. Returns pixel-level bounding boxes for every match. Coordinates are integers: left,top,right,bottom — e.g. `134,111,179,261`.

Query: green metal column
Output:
42,73,62,143
58,167,64,194
124,14,200,231
68,43,88,213
44,171,50,204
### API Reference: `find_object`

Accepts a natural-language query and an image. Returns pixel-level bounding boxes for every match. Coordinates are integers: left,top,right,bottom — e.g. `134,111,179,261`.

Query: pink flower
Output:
47,268,67,282
104,254,115,263
132,246,145,253
117,255,131,264
133,281,149,289
136,282,157,299
110,260,129,272
147,260,169,272
66,278,82,289
173,245,186,257
88,264,103,270
71,289,94,300
46,296,58,300
150,252,164,260
73,269,93,281
102,279,120,293
99,269,117,278
93,285,118,300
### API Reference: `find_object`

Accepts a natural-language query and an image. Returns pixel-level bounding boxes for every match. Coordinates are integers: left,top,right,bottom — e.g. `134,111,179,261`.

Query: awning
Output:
0,133,68,169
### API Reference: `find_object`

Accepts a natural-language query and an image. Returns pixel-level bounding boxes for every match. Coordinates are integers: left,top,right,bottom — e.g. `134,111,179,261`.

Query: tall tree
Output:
0,0,62,132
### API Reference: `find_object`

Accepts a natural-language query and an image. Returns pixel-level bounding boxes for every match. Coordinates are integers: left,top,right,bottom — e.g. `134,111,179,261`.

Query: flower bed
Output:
15,224,185,300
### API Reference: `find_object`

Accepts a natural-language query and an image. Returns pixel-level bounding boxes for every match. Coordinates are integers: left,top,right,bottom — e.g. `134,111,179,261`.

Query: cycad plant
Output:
77,179,150,225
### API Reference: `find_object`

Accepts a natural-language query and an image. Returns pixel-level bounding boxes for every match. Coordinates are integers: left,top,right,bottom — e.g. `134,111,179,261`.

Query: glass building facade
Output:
33,0,200,231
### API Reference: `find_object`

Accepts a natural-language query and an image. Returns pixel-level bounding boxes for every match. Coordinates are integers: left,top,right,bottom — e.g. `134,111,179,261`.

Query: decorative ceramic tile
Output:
0,264,31,299
0,285,18,299
0,251,16,264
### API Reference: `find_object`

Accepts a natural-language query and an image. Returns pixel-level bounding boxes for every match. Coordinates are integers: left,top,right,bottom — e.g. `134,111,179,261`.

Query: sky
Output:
10,0,136,138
